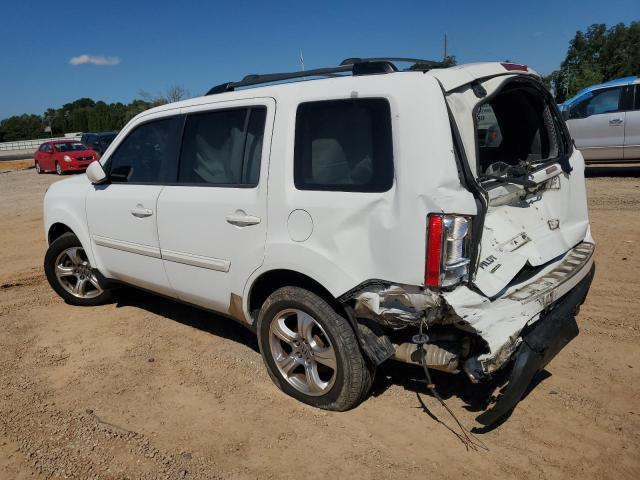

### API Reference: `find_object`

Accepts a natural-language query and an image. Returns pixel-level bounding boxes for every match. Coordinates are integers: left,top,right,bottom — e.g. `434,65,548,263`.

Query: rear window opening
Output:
475,83,567,178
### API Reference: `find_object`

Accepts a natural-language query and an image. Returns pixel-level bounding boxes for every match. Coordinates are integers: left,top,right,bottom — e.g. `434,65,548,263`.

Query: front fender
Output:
43,178,95,267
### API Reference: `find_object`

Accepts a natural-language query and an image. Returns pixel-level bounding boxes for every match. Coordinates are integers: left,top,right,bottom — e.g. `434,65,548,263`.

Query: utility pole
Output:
444,33,448,60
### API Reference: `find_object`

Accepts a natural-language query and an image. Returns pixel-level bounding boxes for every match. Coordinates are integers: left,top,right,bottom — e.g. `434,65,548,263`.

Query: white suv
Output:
43,58,595,425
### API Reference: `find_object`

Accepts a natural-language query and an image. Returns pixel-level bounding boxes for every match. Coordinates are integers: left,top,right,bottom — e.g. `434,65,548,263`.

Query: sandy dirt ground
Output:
1,166,639,479
0,159,34,172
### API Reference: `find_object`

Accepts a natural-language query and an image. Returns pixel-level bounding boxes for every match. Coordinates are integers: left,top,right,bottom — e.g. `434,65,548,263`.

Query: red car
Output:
34,140,98,175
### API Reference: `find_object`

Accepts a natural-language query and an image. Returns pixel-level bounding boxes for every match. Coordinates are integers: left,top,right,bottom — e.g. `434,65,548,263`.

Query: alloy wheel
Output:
35,162,41,174
56,162,62,175
54,247,103,299
268,308,337,396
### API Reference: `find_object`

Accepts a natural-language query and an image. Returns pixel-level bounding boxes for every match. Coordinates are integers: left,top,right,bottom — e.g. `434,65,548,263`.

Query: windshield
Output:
100,134,116,146
54,142,88,152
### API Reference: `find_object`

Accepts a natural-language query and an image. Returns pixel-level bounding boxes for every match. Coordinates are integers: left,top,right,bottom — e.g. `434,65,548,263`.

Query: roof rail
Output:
205,57,443,96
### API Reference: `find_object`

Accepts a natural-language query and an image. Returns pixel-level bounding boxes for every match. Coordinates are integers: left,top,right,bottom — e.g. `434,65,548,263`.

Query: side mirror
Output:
86,161,107,184
561,109,570,121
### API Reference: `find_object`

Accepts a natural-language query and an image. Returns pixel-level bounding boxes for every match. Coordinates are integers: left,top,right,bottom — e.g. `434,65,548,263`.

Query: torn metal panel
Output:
353,284,442,328
443,241,594,374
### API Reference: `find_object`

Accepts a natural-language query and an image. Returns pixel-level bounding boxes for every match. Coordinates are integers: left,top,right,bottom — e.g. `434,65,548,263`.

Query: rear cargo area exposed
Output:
468,78,591,297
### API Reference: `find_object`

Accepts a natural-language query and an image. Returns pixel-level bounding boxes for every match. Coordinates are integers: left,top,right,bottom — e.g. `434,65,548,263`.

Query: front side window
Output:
107,117,181,183
569,87,623,119
294,98,394,192
178,107,266,186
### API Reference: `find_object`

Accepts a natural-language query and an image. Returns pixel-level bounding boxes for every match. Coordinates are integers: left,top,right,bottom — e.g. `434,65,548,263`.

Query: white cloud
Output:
69,54,120,66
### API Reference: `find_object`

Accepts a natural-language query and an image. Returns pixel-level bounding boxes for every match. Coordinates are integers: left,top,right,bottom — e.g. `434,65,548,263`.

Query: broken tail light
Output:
426,214,471,288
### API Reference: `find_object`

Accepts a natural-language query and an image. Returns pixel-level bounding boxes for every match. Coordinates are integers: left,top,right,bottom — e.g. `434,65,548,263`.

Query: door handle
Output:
226,212,261,227
609,118,624,126
130,207,153,218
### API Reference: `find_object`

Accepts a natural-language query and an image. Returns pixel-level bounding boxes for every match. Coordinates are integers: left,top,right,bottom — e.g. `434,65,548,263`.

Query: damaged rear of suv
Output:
343,62,595,424
44,57,594,426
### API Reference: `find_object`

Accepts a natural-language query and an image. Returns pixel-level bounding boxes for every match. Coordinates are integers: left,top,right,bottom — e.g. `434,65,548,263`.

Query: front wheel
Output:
44,232,112,306
55,161,63,175
257,286,373,411
35,162,42,174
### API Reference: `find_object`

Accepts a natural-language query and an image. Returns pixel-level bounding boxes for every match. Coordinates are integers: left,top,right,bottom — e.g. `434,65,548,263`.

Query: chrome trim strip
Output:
93,235,162,259
161,249,230,272
507,242,595,304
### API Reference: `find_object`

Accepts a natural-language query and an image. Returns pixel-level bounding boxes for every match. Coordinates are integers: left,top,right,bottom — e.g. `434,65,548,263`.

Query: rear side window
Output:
294,99,393,192
178,107,266,186
107,117,181,183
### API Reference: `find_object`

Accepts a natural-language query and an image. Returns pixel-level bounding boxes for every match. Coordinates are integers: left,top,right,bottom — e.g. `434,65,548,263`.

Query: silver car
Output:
561,76,640,162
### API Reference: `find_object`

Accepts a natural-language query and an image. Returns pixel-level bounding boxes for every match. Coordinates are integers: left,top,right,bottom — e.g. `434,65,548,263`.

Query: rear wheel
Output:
35,162,42,174
55,161,63,175
44,232,112,306
257,286,373,411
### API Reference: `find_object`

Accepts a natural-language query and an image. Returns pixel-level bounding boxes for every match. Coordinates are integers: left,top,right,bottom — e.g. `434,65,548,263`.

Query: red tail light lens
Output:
425,215,444,287
426,214,472,288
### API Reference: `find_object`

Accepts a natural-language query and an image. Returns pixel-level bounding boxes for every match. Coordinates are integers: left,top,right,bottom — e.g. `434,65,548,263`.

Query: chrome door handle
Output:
609,118,624,126
130,207,153,218
226,213,261,227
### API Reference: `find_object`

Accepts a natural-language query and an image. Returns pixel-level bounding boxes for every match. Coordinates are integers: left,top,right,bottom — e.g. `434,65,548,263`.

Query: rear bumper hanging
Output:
475,264,595,425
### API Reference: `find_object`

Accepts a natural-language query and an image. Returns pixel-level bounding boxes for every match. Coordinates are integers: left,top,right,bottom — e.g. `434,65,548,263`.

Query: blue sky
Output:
1,0,638,119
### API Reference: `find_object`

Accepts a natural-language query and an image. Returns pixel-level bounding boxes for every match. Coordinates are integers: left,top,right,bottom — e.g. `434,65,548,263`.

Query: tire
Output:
55,161,63,175
35,162,42,174
44,232,112,306
257,286,373,411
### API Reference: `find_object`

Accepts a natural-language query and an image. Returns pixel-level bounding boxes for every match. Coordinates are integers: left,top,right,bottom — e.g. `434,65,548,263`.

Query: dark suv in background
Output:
80,132,117,156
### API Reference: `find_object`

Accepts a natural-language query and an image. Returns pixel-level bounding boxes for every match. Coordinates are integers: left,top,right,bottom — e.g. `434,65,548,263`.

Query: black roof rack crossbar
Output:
340,57,443,68
206,65,352,95
206,57,445,95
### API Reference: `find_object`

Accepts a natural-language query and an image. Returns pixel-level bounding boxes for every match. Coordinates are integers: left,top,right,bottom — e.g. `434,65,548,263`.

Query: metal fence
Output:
0,135,81,152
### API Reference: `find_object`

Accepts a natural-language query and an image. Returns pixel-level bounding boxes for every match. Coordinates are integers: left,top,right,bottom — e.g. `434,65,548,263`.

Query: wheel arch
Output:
48,222,74,245
44,207,96,267
246,269,348,323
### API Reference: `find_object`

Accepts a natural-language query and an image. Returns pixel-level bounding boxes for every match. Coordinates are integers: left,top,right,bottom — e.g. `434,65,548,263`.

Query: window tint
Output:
569,87,622,119
635,85,640,110
107,117,181,183
294,99,393,192
178,107,266,186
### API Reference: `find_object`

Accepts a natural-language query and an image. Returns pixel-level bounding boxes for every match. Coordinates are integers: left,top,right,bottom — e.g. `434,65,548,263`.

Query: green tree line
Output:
0,85,189,143
547,21,639,103
0,98,154,142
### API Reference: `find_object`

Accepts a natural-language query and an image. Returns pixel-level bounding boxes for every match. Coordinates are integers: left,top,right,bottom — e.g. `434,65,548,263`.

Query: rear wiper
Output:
479,174,537,188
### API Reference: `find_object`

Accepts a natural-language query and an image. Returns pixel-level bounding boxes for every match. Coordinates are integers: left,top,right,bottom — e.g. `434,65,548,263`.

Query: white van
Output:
43,58,595,425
